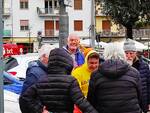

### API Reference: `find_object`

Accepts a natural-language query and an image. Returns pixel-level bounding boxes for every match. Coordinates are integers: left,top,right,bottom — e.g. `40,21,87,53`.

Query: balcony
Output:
37,7,59,17
44,29,59,37
3,8,11,18
97,29,126,38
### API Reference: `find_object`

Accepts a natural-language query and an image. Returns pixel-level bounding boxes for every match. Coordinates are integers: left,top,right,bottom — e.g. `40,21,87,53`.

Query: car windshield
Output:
4,57,18,71
4,76,13,85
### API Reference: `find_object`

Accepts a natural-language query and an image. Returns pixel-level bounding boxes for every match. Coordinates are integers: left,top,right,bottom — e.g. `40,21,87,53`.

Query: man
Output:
19,44,52,113
19,48,98,113
87,42,142,113
72,50,99,113
63,33,84,67
124,39,150,113
72,50,100,97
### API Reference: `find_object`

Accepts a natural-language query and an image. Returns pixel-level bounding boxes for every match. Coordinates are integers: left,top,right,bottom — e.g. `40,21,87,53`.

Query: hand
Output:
148,104,150,111
42,106,49,113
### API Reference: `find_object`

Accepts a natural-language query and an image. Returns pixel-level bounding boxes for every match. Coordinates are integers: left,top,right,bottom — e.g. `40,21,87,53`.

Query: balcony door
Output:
45,20,54,37
45,0,59,13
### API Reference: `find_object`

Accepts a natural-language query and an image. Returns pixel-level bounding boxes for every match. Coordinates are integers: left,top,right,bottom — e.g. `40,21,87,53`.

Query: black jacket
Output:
19,48,98,113
133,57,150,112
87,59,142,113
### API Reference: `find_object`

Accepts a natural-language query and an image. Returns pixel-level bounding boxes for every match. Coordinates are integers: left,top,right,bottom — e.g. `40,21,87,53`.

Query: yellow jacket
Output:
72,50,97,97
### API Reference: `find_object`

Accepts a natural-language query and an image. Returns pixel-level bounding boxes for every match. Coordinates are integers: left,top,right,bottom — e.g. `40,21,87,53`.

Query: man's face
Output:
125,51,137,65
87,58,99,72
68,37,80,52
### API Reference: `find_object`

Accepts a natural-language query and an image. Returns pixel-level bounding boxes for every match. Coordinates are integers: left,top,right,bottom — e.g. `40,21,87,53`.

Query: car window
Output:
4,57,19,71
4,76,13,85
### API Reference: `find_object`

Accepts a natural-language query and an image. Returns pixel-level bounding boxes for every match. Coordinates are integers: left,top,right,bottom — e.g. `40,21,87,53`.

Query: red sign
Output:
3,44,24,57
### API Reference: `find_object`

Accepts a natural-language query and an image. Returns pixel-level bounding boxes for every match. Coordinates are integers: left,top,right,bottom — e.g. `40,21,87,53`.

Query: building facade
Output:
95,2,126,42
3,0,92,52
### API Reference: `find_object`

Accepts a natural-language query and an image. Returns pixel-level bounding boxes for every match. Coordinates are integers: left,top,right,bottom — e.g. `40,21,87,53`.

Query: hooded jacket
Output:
87,59,142,113
19,48,98,113
72,50,98,97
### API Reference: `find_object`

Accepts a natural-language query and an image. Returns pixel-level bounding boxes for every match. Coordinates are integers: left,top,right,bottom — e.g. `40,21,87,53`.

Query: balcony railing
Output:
3,8,11,17
98,29,126,37
37,7,59,17
45,29,59,37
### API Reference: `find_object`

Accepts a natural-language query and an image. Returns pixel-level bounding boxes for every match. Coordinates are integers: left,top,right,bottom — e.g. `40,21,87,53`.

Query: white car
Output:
4,90,21,113
5,53,39,79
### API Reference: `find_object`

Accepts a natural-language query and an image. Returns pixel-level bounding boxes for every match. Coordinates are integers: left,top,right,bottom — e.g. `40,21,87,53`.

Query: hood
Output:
82,50,99,72
100,59,130,79
48,48,73,75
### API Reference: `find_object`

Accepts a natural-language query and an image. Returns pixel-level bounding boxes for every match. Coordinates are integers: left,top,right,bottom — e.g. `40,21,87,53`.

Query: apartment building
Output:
3,0,92,52
95,3,125,42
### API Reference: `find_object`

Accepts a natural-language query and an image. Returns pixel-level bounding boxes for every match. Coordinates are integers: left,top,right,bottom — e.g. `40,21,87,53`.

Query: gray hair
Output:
38,44,52,58
67,33,80,41
104,42,126,61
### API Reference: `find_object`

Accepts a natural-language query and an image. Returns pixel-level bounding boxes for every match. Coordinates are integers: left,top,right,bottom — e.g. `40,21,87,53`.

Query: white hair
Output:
104,42,126,61
67,33,80,41
38,44,52,58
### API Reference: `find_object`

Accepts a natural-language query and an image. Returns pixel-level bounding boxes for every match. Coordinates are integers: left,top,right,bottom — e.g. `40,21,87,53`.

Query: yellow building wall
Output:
96,16,119,33
3,37,37,43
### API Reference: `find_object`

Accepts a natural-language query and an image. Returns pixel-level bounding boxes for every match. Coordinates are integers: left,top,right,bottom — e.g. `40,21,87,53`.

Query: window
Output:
74,0,82,10
74,20,83,31
5,57,18,71
20,20,29,31
54,0,59,9
102,20,111,31
20,0,28,9
56,20,59,30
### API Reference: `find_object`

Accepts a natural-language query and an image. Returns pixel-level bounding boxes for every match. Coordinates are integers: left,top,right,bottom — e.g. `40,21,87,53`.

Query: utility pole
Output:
91,0,96,48
58,0,69,48
0,0,4,112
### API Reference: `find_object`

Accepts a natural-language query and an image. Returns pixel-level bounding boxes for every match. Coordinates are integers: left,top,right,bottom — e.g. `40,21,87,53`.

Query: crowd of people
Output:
19,33,150,113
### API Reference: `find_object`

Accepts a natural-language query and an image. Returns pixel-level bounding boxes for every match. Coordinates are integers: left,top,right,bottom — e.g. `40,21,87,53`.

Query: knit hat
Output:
123,39,136,52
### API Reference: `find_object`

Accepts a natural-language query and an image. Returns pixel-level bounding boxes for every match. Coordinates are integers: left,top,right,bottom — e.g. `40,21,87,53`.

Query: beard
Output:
126,60,133,66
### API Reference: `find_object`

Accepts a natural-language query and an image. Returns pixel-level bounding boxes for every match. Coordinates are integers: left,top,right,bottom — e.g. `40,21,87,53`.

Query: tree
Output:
96,0,150,39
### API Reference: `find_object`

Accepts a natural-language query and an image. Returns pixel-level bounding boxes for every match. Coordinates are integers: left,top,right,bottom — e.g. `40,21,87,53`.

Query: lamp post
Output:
90,0,96,48
37,31,42,48
0,0,4,112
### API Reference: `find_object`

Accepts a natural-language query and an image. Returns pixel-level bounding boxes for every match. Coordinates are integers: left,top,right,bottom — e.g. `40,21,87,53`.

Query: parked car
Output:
4,53,39,79
3,71,23,94
3,71,23,113
4,90,21,113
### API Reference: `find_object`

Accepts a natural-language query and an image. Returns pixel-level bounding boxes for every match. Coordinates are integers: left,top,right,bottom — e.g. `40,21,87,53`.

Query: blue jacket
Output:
133,57,150,112
21,60,48,94
63,46,84,66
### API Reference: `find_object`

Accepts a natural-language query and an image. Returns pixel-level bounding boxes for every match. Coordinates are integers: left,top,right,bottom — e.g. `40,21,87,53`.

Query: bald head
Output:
67,33,80,42
67,33,80,53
